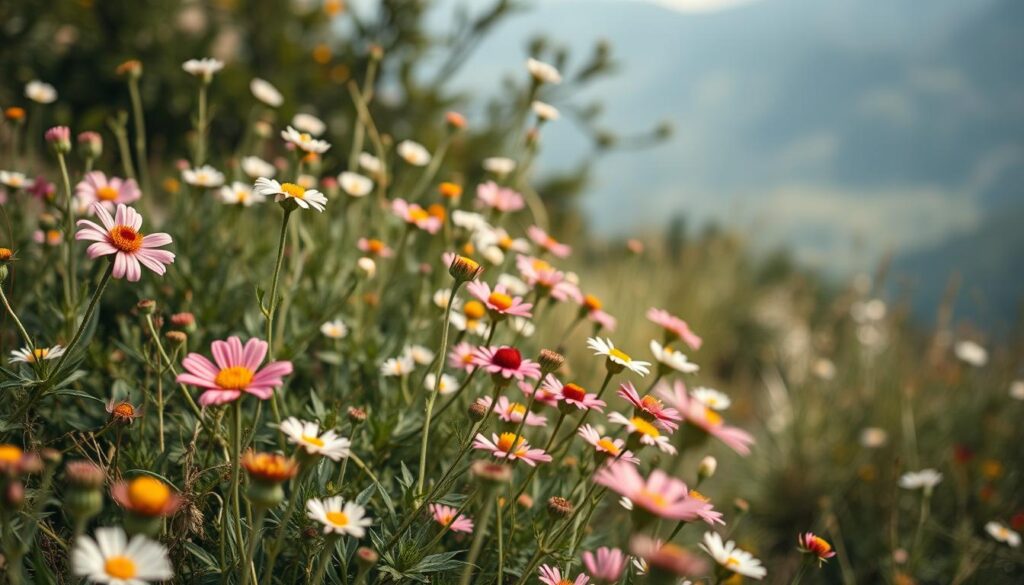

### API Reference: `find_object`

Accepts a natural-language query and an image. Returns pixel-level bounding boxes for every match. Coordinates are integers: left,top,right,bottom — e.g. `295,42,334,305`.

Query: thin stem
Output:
56,152,77,314
239,506,266,585
51,261,115,377
458,490,497,585
229,402,245,566
310,536,340,585
416,285,460,500
128,78,152,197
0,280,35,352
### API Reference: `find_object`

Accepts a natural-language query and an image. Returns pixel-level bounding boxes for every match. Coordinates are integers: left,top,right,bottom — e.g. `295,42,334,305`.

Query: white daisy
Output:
425,373,458,395
357,257,376,278
397,140,431,166
985,521,1021,548
432,288,463,312
954,340,988,367
649,340,699,374
526,58,562,84
509,317,535,338
10,345,65,364
899,469,943,493
296,174,318,190
482,157,516,176
253,177,327,212
358,152,383,174
690,387,730,411
250,78,283,107
608,412,677,454
452,210,490,233
218,181,264,206
279,417,351,461
587,337,652,376
240,156,276,179
320,319,348,340
338,171,373,197
291,113,326,137
381,354,415,377
25,80,57,104
280,126,331,154
182,58,224,81
700,531,766,580
497,274,530,297
481,246,504,266
0,171,28,189
859,427,888,448
449,312,489,337
182,165,225,188
306,496,372,537
404,345,435,366
72,527,173,584
531,100,559,121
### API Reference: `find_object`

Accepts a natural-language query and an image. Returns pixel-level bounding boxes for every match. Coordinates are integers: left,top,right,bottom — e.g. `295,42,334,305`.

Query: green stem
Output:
229,402,245,565
239,506,266,585
128,77,152,198
458,490,497,585
51,261,114,378
416,285,460,500
56,152,77,313
310,535,340,585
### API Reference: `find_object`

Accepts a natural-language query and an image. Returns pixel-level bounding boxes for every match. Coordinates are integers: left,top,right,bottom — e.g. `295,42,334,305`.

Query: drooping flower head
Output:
594,461,723,525
75,203,175,281
429,503,474,534
656,380,755,456
647,308,703,350
176,336,293,406
72,527,173,584
466,280,533,319
472,432,552,466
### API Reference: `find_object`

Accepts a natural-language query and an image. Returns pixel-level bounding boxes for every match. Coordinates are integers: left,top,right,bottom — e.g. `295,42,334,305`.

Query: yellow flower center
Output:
689,489,709,502
0,445,23,463
300,133,312,142
499,235,514,249
638,489,668,509
409,207,430,222
811,535,832,554
214,366,255,390
496,432,526,454
31,348,50,362
109,225,142,253
703,408,723,427
127,476,171,515
488,292,513,311
726,556,741,567
507,403,527,418
280,183,306,199
596,438,620,455
326,511,349,527
302,435,325,448
439,513,454,525
464,300,486,320
631,417,660,438
531,259,552,272
97,186,119,201
609,348,632,363
104,556,138,579
237,190,249,202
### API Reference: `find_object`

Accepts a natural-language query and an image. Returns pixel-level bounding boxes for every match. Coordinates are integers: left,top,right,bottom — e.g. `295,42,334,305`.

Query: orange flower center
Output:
428,203,446,220
409,207,430,222
703,408,723,427
109,225,142,253
104,556,138,579
0,445,23,463
689,489,709,502
326,511,349,526
596,438,620,455
638,489,668,509
488,292,513,311
367,239,385,253
640,395,663,412
214,366,254,390
810,536,832,555
113,402,135,419
499,235,514,249
583,294,602,311
127,476,171,515
280,183,306,199
96,186,119,201
464,300,486,320
242,452,297,482
496,432,526,454
631,417,660,438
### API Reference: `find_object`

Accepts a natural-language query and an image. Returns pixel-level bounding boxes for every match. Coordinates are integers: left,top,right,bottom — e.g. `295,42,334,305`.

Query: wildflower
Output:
526,58,562,84
405,345,435,365
176,336,292,406
954,340,988,367
357,238,393,258
473,346,542,381
657,380,755,455
425,373,458,395
338,171,373,197
75,203,175,281
619,382,681,431
106,400,141,425
608,412,677,454
527,225,571,258
649,340,699,374
445,111,468,130
557,382,606,412
630,535,708,581
4,107,26,122
476,181,525,213
306,497,373,537
472,432,552,466
243,451,297,507
430,503,473,533
292,113,326,136
182,165,225,188
10,345,65,364
281,125,331,154
182,57,224,81
449,254,483,282
170,312,195,331
582,547,627,584
380,354,415,377
467,281,533,319
859,427,888,448
537,349,565,373
357,257,376,278
64,461,105,523
985,521,1021,547
449,342,478,373
111,476,182,518
531,100,559,121
515,255,582,302
698,456,717,480
358,152,383,174
250,78,283,107
45,126,72,153
798,532,837,564
647,308,703,350
280,417,351,461
25,80,57,104
595,461,722,524
518,376,561,408
0,171,28,189
241,156,276,179
218,181,264,206
700,531,766,580
72,527,173,584
254,177,327,212
578,425,638,463
439,181,462,200
477,395,548,426
75,172,141,212
320,319,348,339
691,387,730,411
538,565,588,585
0,445,33,475
396,140,431,166
587,337,652,376
898,469,943,493
392,199,442,233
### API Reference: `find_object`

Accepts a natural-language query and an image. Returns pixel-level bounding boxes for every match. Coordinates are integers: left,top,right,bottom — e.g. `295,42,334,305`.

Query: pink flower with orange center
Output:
618,382,681,432
472,432,552,466
527,225,572,258
472,346,541,381
356,237,393,257
475,181,524,213
75,203,174,282
514,254,583,303
111,476,182,518
538,565,589,585
429,503,474,533
656,380,755,456
556,381,606,412
578,424,639,463
466,280,533,318
519,374,562,408
392,198,442,233
595,461,723,525
647,308,703,350
75,171,141,213
176,336,293,406
477,395,547,426
798,532,836,565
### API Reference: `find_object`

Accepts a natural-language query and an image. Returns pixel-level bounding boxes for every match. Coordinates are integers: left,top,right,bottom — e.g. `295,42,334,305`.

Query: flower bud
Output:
4,107,26,123
547,496,573,519
170,312,196,332
165,331,188,346
116,59,143,79
4,481,25,509
448,255,482,283
64,461,106,523
242,452,298,509
77,131,103,159
136,299,156,314
45,126,72,154
0,248,12,263
445,111,467,130
537,349,565,374
356,546,379,569
467,402,488,421
357,257,376,279
698,456,717,481
347,406,367,425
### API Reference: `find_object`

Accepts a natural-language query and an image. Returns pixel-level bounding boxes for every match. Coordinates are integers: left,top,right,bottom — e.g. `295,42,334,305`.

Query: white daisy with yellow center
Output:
25,80,57,104
218,181,265,207
10,345,65,364
182,165,225,188
253,177,328,212
649,340,699,374
588,337,652,376
306,496,373,537
72,527,173,584
608,412,677,454
700,531,766,580
338,171,373,197
0,170,28,189
280,417,351,461
320,319,348,340
380,354,415,377
425,373,458,395
985,521,1021,547
690,387,730,411
396,140,431,166
281,125,331,154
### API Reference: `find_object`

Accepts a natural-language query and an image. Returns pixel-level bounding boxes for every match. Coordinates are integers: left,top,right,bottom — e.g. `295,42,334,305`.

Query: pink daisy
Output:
466,280,533,318
515,255,583,303
429,503,474,534
477,395,547,426
75,171,141,213
618,382,682,432
392,198,442,233
647,308,703,350
75,203,175,282
475,181,524,213
356,237,393,257
448,342,478,373
582,547,628,584
578,425,639,464
176,336,293,406
656,380,755,456
557,381,606,412
519,374,562,408
595,461,724,525
472,432,552,466
538,565,589,585
527,225,572,258
472,346,541,381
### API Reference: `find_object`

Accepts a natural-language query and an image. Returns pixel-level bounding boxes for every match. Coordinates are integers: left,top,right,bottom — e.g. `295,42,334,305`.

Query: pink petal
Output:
142,233,172,248
112,252,128,279
86,242,117,258
241,339,268,371
198,389,242,406
181,354,219,379
244,386,274,400
211,340,233,370
94,203,115,229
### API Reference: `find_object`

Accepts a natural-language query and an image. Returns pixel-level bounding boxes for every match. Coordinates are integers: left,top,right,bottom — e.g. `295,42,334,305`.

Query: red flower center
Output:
109,225,142,253
492,347,522,370
561,383,586,402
